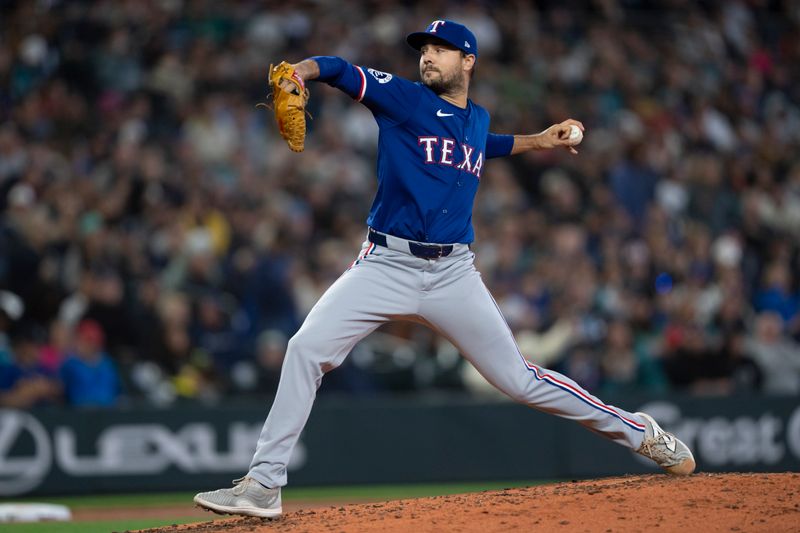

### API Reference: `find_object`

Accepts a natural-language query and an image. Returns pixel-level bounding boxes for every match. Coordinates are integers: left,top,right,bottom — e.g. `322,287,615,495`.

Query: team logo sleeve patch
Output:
367,68,393,84
353,66,422,125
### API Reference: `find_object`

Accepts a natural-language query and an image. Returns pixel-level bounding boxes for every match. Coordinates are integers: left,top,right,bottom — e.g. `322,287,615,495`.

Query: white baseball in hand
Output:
568,124,583,145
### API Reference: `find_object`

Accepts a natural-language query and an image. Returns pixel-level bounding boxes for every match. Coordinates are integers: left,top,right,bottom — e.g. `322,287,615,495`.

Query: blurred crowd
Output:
1,0,800,409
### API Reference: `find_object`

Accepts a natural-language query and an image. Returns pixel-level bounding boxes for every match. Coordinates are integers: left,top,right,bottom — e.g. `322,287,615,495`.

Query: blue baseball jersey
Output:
313,56,513,244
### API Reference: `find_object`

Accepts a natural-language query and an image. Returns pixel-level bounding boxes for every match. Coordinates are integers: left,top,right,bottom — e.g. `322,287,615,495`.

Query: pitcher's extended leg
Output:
420,255,645,449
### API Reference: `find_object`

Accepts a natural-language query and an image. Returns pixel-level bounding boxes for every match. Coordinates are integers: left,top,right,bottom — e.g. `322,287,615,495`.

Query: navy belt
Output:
368,229,454,259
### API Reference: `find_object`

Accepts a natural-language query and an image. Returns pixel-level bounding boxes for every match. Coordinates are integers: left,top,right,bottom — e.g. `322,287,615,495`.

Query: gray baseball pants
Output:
248,232,646,488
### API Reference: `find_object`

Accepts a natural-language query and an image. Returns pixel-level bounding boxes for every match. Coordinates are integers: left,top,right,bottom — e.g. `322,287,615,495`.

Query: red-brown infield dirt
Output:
134,473,799,533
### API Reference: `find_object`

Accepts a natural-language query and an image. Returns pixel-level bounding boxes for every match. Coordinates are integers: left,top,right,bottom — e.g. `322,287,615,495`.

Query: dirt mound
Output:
138,473,800,533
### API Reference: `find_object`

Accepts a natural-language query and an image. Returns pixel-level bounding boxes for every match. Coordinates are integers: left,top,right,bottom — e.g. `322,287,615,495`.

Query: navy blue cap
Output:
406,20,478,58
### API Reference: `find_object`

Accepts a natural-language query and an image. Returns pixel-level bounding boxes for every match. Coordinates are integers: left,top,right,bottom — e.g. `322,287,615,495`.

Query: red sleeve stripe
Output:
355,66,367,102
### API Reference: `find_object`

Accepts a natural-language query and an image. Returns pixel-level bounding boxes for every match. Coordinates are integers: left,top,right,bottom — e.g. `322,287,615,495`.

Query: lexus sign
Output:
0,409,306,496
0,410,52,494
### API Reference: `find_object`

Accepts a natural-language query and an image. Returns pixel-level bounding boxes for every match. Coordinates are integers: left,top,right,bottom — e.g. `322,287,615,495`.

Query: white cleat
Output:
635,412,696,476
193,476,282,518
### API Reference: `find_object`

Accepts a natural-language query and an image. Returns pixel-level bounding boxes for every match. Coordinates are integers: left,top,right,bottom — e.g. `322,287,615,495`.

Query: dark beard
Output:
421,69,464,95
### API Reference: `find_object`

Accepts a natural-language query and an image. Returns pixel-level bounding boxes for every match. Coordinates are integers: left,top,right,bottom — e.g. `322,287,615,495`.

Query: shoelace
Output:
231,476,249,495
639,433,680,465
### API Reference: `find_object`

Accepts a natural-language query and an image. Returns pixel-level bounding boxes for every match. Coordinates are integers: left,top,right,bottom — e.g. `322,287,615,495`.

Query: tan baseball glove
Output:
261,61,310,152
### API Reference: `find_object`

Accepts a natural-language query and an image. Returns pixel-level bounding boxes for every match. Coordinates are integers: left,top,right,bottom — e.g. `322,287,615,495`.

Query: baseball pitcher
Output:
194,20,695,519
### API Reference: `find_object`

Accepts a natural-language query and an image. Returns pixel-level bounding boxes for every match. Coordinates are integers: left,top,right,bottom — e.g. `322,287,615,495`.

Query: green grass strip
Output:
3,481,558,533
9,479,553,509
284,480,553,501
1,516,209,533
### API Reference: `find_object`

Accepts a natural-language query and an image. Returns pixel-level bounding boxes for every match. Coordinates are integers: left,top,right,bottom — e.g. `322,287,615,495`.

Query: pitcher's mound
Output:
143,472,800,533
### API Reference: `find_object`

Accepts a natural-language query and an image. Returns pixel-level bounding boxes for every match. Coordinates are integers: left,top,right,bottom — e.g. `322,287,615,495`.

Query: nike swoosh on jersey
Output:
436,109,454,117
